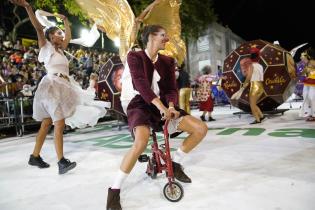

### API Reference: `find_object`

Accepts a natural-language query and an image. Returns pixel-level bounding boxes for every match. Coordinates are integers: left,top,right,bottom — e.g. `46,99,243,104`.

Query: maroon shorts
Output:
127,95,187,138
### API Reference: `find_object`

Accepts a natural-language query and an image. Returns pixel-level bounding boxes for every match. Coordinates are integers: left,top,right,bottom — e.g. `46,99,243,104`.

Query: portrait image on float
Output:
222,39,297,112
108,64,124,93
98,55,125,115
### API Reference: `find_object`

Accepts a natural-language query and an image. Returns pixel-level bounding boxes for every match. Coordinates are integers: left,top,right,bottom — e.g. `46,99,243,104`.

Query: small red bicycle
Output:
138,120,184,202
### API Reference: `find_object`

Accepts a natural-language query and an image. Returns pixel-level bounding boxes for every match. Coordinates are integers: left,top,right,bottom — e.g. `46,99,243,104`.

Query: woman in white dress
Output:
10,0,107,174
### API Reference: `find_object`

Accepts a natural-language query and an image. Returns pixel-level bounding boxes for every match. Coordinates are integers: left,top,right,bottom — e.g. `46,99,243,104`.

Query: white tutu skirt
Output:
33,74,110,128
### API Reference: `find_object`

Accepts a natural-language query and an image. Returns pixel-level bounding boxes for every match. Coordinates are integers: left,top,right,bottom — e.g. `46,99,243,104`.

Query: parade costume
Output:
8,0,107,175
74,1,203,209
197,74,217,113
248,62,264,123
249,63,264,98
300,50,315,120
74,0,186,65
32,9,109,128
33,41,108,128
240,55,265,124
35,10,100,48
177,69,192,114
126,50,187,136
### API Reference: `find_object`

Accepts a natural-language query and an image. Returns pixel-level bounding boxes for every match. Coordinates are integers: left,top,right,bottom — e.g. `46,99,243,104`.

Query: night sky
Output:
2,0,314,53
212,0,315,51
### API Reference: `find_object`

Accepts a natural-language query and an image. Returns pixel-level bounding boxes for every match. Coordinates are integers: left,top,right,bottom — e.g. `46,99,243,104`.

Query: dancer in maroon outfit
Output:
106,25,208,210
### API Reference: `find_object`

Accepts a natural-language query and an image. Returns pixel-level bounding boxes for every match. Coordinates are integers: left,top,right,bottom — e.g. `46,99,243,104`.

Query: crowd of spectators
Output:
0,35,118,98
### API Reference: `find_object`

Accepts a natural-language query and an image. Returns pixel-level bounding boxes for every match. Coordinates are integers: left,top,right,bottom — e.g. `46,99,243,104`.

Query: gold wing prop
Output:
75,0,137,63
143,0,186,65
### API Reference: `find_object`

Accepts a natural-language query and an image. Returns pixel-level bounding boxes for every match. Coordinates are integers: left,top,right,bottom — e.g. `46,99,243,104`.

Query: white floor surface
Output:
0,102,314,210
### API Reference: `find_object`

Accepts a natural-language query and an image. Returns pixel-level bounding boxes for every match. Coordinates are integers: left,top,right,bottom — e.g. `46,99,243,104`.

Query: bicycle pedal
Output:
138,154,149,162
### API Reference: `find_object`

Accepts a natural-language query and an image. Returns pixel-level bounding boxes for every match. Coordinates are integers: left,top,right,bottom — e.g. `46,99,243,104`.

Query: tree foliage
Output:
4,0,87,41
32,0,87,23
5,0,216,41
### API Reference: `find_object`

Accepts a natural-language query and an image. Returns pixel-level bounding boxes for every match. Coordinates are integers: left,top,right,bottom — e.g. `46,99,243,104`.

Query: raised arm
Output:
9,0,46,48
135,0,161,32
35,9,71,50
58,14,71,50
137,0,161,22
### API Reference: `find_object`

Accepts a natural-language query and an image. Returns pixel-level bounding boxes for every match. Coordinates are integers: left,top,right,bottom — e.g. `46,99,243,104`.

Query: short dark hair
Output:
141,25,165,47
45,26,59,41
201,65,212,75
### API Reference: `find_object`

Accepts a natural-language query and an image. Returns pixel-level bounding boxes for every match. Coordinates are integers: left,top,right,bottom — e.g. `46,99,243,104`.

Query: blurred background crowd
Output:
0,35,118,98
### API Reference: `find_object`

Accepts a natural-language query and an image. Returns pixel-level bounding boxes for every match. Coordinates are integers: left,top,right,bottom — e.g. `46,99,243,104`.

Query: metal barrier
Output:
16,97,40,136
0,98,21,136
0,97,40,136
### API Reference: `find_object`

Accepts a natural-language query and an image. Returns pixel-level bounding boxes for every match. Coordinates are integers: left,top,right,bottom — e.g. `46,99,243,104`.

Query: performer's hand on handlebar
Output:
161,108,172,121
168,107,180,120
153,98,178,121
